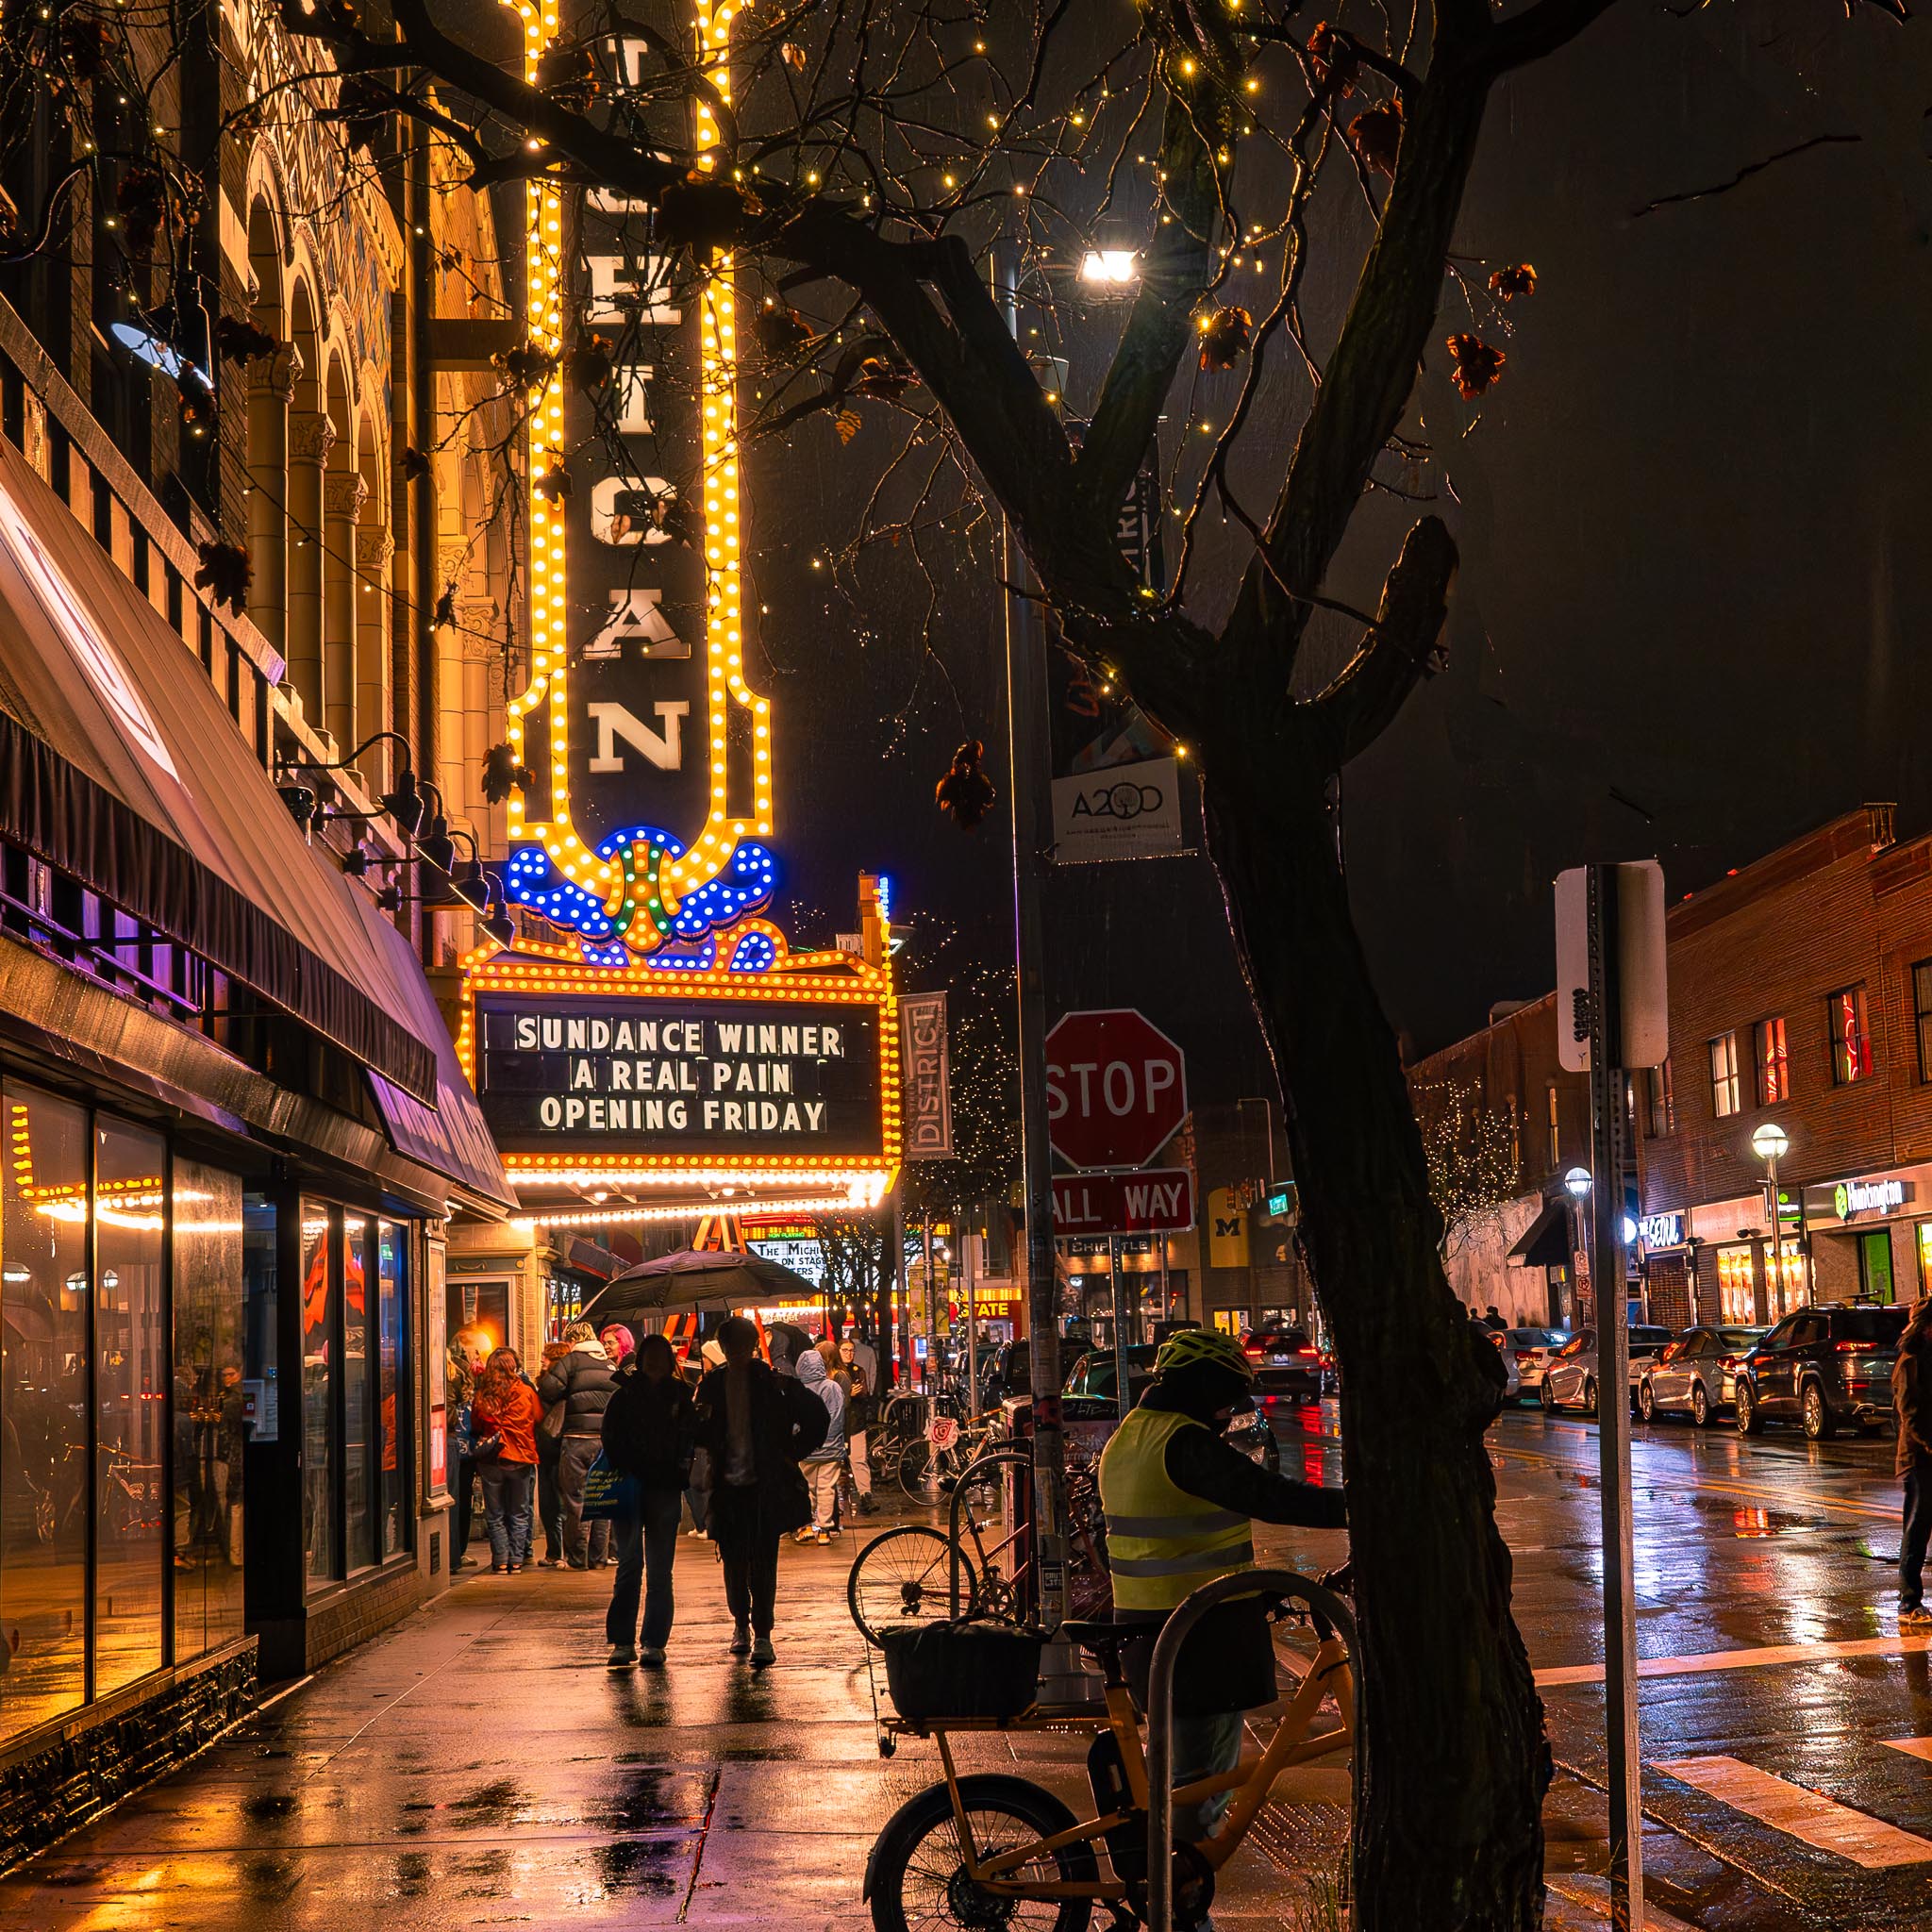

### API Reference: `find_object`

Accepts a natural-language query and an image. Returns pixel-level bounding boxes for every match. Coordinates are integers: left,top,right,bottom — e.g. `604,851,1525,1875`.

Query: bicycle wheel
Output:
898,1438,936,1505
867,1774,1096,1932
848,1525,980,1646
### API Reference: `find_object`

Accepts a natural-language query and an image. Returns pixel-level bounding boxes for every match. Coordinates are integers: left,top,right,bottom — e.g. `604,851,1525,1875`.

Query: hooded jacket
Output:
600,1361,697,1491
1895,1297,1932,1476
691,1357,829,1541
538,1339,616,1439
795,1346,846,1462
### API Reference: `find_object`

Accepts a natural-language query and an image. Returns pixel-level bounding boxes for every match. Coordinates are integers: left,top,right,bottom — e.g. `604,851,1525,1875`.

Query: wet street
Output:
0,1410,1924,1930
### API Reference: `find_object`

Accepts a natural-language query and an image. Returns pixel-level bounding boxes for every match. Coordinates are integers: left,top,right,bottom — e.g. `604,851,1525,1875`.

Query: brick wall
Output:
302,1558,429,1674
0,1641,257,1874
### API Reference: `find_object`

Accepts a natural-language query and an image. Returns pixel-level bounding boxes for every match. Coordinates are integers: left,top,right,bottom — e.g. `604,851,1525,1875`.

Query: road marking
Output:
1535,1633,1932,1688
1492,1441,1897,1524
1654,1755,1932,1868
1884,1737,1932,1764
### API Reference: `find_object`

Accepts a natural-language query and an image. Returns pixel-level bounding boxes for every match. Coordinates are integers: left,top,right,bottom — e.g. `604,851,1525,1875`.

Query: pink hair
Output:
600,1324,635,1363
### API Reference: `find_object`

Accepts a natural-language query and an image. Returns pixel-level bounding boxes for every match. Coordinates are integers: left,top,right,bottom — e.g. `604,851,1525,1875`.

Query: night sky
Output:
740,7,1932,1108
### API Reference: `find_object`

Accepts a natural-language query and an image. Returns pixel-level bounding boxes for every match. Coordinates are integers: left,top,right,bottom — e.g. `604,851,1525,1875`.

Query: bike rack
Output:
945,1446,1033,1618
1144,1567,1357,1932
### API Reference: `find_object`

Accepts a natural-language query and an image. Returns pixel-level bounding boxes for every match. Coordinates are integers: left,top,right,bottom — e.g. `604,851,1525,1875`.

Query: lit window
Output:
1828,985,1872,1086
1709,1033,1740,1118
1756,1017,1790,1106
1545,1085,1560,1170
1647,1058,1675,1138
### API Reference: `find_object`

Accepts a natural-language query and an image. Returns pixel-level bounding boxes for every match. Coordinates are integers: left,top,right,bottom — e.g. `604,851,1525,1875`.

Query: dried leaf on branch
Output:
1348,99,1404,178
194,541,252,614
566,335,613,392
535,463,572,505
1445,333,1506,398
213,315,278,364
1197,305,1252,372
758,303,813,357
1307,24,1359,94
494,340,557,390
1488,263,1537,301
481,743,536,804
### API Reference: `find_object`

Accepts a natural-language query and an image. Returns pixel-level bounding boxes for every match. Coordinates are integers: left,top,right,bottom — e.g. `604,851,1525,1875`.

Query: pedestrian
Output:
539,1321,618,1569
470,1346,542,1574
795,1342,845,1545
1483,1305,1507,1333
837,1336,877,1517
600,1323,636,1368
446,1325,488,1570
1098,1328,1348,1866
685,1337,724,1540
1893,1294,1932,1630
534,1341,571,1568
601,1333,697,1667
691,1314,828,1666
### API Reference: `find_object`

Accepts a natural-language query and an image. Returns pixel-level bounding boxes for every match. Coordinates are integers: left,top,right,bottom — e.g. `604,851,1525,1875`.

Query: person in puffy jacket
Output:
470,1348,543,1574
794,1345,845,1546
601,1333,697,1667
539,1322,617,1568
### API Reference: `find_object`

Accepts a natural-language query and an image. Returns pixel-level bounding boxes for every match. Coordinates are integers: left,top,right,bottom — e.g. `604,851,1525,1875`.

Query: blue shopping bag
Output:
580,1450,640,1522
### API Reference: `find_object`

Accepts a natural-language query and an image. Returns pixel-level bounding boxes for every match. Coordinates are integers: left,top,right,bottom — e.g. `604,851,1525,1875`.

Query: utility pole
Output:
993,238,1067,1630
1586,865,1642,1931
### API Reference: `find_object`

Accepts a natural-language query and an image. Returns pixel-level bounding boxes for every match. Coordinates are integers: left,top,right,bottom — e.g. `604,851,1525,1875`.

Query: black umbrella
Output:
580,1247,820,1324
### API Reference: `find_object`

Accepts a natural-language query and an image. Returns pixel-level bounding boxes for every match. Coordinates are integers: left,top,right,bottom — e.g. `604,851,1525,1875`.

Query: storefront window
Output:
172,1160,248,1660
301,1201,335,1586
343,1219,375,1573
377,1222,407,1557
92,1116,165,1697
1919,1222,1932,1295
0,1084,89,1740
1714,1243,1757,1324
1829,985,1873,1086
1858,1230,1896,1305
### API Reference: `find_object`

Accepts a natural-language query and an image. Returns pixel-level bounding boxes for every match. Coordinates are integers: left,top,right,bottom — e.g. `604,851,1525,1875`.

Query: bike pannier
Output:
880,1619,1044,1723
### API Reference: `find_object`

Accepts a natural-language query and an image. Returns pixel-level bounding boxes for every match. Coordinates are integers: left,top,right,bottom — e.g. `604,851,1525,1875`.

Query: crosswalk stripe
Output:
1655,1756,1932,1868
1884,1737,1932,1764
1534,1633,1932,1689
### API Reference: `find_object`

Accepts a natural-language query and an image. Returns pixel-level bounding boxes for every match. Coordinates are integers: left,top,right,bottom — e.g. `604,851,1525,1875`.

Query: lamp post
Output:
1564,1165,1592,1324
1751,1121,1790,1319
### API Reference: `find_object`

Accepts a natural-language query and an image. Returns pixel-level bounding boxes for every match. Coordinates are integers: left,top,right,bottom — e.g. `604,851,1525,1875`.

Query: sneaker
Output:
488,1563,506,1574
507,1562,523,1574
685,1527,708,1540
750,1635,775,1668
792,1528,814,1545
639,1645,666,1666
816,1530,832,1546
728,1621,752,1657
1902,1605,1932,1629
607,1644,638,1668
538,1556,563,1568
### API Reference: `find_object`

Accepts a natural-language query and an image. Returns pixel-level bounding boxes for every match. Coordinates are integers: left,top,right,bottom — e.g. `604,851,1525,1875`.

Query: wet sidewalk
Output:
0,1519,1709,1931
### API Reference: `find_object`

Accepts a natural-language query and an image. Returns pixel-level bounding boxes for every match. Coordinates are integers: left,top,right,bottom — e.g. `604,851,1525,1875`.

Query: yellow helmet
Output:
1154,1327,1256,1381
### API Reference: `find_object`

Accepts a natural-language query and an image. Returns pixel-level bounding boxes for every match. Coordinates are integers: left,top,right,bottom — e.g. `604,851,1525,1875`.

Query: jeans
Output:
451,1456,476,1560
712,1487,780,1635
478,1460,535,1567
1904,1460,1932,1611
1172,1709,1245,1843
608,1487,683,1650
558,1436,611,1567
804,1458,840,1531
847,1429,872,1497
536,1433,564,1561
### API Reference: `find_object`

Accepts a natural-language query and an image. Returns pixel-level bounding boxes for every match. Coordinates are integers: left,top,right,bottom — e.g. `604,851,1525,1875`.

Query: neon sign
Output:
497,0,768,961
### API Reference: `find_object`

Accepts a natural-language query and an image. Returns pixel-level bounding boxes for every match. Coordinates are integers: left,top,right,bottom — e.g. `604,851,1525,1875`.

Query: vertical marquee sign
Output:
501,0,772,958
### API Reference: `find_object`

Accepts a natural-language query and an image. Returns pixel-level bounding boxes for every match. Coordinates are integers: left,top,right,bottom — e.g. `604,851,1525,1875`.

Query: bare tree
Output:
1417,1079,1524,1261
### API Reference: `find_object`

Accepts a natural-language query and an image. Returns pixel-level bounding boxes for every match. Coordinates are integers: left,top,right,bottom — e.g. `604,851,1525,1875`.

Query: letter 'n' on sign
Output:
586,702,691,773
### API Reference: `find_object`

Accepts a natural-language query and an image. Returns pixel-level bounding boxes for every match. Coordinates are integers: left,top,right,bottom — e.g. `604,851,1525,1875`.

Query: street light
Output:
1751,1121,1790,1316
1564,1165,1591,1199
1079,247,1139,286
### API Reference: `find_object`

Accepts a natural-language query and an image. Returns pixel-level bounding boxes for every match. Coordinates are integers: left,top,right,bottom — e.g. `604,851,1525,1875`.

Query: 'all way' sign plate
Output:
1051,1168,1194,1238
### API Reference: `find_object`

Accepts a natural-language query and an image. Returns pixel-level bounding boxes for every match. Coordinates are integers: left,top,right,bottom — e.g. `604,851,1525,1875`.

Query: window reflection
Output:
343,1218,374,1573
302,1203,335,1586
377,1223,407,1558
93,1116,165,1696
0,1084,88,1740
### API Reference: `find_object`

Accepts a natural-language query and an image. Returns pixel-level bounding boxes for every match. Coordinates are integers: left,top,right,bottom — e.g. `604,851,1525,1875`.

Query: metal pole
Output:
1587,864,1643,1931
966,1224,980,1415
1110,1235,1129,1422
994,236,1067,1628
923,1219,935,1393
891,1184,908,1391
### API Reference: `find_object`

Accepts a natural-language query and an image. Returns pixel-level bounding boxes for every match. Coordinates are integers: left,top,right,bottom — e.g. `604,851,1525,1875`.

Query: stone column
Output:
355,524,395,791
246,345,299,652
324,470,369,756
285,409,335,738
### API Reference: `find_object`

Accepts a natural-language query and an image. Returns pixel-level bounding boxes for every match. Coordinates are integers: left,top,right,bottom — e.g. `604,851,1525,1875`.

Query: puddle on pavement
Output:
1727,1507,1812,1538
594,1836,689,1896
242,1791,297,1822
447,1778,527,1827
393,1852,433,1897
242,1855,302,1901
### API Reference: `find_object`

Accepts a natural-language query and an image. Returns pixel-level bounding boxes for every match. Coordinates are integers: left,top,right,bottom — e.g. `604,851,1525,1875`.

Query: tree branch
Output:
1307,516,1457,767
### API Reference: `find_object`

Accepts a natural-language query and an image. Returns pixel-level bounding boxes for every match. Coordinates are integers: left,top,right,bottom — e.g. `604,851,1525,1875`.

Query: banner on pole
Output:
898,991,953,1158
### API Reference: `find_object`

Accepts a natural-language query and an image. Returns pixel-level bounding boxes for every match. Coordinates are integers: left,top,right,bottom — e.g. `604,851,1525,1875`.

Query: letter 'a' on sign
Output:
1554,862,1668,1074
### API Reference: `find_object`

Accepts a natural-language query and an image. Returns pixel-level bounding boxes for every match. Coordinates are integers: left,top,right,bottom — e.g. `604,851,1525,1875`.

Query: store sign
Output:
1832,1176,1909,1220
898,991,953,1158
475,992,884,1158
1208,1187,1250,1269
1637,1211,1685,1249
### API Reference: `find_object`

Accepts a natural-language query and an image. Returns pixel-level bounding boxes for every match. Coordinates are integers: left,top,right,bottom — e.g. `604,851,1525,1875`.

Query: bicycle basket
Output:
880,1619,1044,1723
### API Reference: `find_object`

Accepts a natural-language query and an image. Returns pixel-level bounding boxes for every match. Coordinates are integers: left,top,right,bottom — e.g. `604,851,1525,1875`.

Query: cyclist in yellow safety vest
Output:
1098,1327,1347,1857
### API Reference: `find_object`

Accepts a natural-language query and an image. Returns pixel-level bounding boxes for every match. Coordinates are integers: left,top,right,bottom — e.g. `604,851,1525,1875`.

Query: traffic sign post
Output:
1045,1008,1188,1172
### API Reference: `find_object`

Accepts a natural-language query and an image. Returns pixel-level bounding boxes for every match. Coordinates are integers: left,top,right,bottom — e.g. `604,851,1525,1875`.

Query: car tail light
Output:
1242,1340,1263,1358
1515,1352,1536,1367
1835,1341,1868,1353
1720,1355,1742,1371
1261,1393,1277,1407
1296,1346,1319,1359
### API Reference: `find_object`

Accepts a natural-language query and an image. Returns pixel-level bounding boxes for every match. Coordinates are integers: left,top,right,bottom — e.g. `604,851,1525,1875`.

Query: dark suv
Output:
1735,1303,1908,1441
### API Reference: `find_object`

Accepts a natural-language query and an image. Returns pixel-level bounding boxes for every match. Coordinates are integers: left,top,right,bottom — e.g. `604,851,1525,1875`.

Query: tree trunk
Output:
1202,759,1547,1931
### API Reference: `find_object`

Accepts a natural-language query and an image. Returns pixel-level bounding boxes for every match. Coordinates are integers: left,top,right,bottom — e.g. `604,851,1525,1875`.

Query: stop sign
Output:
1045,1008,1188,1171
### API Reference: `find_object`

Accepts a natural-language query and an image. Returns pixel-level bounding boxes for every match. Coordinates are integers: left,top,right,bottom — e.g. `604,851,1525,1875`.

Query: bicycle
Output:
864,1573,1356,1932
899,1405,1006,1507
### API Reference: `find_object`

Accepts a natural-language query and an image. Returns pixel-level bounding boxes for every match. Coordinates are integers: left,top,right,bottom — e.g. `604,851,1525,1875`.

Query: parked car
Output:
1243,1324,1324,1404
984,1341,1030,1407
1734,1304,1907,1440
1636,1325,1764,1427
1476,1323,1523,1402
1060,1344,1159,1415
1540,1325,1675,1416
1506,1327,1571,1406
